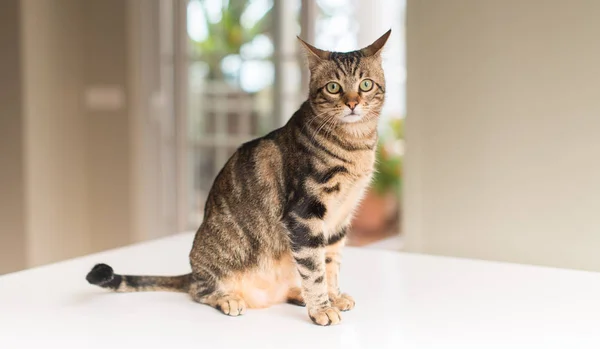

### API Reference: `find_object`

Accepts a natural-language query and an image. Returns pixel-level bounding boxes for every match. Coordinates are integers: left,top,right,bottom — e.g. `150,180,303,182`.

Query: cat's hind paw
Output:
330,293,355,312
215,296,247,317
286,287,306,307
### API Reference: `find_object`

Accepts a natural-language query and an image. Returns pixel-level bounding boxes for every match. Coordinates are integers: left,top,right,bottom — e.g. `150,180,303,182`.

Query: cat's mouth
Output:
341,112,363,123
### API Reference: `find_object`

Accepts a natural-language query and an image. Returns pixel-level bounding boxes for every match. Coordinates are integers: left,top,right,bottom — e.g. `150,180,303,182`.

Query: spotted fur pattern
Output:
86,30,391,326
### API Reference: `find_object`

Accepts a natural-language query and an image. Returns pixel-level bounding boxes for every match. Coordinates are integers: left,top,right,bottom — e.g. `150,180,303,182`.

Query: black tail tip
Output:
86,263,114,285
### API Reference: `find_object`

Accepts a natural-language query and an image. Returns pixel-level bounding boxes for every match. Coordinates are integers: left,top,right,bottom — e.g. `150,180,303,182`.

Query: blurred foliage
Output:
372,118,403,196
191,0,272,79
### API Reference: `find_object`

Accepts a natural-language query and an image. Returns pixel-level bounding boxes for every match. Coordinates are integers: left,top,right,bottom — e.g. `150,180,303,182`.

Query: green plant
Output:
372,118,403,196
190,0,272,80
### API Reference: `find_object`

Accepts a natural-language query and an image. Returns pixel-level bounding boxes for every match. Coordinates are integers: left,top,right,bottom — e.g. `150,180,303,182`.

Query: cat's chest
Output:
322,167,374,233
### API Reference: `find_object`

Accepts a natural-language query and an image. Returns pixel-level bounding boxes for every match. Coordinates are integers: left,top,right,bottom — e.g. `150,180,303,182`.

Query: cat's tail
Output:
86,263,192,293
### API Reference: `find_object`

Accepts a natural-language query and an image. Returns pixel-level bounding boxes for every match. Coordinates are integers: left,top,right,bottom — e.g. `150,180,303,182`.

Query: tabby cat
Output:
86,30,390,326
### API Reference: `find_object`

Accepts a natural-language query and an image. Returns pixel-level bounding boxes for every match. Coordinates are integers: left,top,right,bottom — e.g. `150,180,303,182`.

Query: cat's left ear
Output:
360,29,392,57
297,36,330,70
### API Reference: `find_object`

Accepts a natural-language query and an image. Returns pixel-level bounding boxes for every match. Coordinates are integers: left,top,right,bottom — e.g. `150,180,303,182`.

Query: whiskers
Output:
301,105,379,143
311,112,337,144
302,108,342,144
301,110,331,136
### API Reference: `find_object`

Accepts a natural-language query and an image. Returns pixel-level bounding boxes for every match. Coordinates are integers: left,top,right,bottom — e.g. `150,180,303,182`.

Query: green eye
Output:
326,82,341,94
359,79,374,92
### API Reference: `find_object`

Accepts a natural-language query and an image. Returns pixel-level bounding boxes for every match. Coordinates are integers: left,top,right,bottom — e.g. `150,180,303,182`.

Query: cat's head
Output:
298,30,391,128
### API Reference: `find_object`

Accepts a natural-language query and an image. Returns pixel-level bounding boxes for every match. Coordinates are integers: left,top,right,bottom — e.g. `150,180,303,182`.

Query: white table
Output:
1,233,599,349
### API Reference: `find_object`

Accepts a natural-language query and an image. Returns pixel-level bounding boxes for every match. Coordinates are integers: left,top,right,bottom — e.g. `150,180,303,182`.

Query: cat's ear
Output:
297,36,330,70
360,29,392,57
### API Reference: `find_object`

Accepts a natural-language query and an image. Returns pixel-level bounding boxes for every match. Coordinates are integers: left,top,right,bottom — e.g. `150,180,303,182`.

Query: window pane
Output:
186,0,300,228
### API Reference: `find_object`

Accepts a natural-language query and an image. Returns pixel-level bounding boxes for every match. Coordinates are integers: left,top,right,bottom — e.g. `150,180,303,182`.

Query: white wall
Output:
404,0,600,271
82,0,134,252
21,0,92,266
0,0,27,274
0,0,186,274
17,0,134,268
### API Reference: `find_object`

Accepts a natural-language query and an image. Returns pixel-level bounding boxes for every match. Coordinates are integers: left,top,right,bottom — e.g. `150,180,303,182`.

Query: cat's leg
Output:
325,230,355,312
188,273,247,317
294,247,341,325
287,217,341,326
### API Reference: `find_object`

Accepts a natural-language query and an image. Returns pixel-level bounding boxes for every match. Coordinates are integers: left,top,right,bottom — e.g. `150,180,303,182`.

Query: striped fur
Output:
86,30,391,326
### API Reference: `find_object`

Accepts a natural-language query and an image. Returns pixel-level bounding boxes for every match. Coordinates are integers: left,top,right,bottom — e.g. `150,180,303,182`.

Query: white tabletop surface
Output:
1,233,599,349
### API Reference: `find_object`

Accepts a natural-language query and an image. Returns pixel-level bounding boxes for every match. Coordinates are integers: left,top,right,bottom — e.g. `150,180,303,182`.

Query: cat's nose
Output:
346,101,358,110
344,92,360,110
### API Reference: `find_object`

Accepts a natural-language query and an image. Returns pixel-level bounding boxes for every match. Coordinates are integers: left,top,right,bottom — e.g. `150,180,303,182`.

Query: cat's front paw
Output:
308,306,342,326
330,293,355,312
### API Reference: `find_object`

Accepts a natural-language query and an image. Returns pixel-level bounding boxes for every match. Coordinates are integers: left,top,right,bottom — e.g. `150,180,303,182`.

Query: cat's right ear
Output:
297,36,329,70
